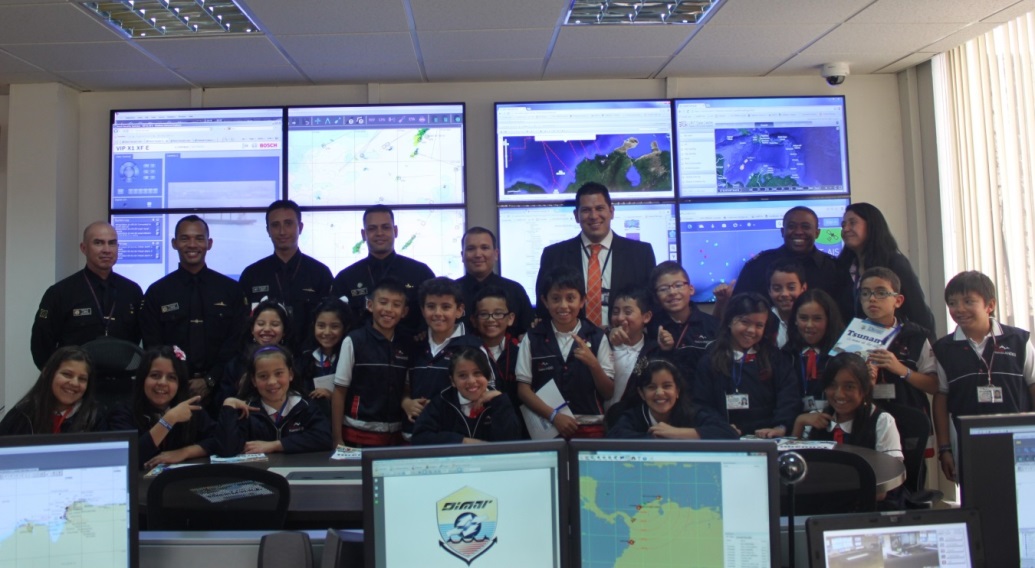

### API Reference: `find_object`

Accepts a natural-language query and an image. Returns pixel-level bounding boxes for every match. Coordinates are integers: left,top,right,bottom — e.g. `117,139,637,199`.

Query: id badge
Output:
802,396,818,412
873,383,896,400
977,385,1004,403
726,393,750,410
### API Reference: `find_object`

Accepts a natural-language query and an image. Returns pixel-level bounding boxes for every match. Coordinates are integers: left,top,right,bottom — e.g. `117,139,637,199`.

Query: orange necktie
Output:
805,349,818,380
586,243,603,326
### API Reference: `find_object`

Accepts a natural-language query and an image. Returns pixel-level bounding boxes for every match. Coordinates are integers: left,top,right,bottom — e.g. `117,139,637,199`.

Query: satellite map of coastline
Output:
503,134,672,195
714,126,843,191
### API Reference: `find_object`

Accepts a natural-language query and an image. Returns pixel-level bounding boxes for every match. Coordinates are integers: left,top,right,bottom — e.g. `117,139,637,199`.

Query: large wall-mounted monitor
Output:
299,207,466,279
287,103,466,207
110,107,284,210
362,440,569,568
495,100,675,203
569,439,779,568
498,203,677,302
0,431,138,568
674,96,849,199
113,207,467,292
679,197,848,302
958,412,1035,567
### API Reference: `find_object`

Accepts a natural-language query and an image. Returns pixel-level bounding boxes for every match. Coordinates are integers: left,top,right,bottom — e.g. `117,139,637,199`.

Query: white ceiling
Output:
0,0,1032,92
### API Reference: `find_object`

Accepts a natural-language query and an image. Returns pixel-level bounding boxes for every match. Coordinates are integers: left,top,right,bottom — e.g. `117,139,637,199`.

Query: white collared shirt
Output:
609,336,645,409
936,318,1035,392
772,306,789,348
429,322,466,358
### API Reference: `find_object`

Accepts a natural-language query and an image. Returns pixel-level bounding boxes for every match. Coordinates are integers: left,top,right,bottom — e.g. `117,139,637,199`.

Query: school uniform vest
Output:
486,336,521,408
344,325,414,427
654,307,718,390
879,321,931,415
933,324,1033,430
809,405,885,450
409,333,485,401
787,348,830,401
526,320,607,416
696,346,800,433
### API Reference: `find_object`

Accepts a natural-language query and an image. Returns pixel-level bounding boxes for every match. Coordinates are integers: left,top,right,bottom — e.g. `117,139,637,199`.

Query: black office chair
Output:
81,336,144,409
146,463,291,530
881,402,944,508
779,449,877,516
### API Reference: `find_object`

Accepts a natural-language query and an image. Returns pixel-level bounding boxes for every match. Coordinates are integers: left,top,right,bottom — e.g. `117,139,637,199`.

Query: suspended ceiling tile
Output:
982,0,1035,23
418,28,555,60
409,0,565,31
424,58,543,82
552,25,693,59
175,65,308,87
137,36,291,68
0,3,124,44
850,0,1021,24
875,52,937,74
301,60,425,83
922,23,1000,53
243,0,411,34
808,23,965,54
57,68,196,90
707,0,873,25
3,42,159,72
543,56,669,79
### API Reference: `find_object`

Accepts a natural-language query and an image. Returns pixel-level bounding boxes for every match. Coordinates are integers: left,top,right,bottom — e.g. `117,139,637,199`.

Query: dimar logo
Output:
437,486,498,565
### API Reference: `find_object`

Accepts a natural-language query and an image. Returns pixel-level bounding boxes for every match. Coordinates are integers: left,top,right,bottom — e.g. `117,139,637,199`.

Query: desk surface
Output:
139,453,363,528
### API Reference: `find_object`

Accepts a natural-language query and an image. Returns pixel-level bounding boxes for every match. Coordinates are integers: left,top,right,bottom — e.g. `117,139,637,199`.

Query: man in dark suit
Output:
535,182,657,326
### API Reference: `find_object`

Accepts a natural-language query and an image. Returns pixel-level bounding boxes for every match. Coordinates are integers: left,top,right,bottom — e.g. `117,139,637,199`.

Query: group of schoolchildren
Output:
1,247,1031,501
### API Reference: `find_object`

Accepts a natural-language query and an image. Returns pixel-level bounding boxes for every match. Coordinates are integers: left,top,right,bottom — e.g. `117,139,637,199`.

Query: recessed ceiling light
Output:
564,0,717,25
78,0,261,38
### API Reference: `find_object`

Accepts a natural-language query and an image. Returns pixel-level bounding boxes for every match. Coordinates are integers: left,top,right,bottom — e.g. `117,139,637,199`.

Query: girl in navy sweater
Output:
299,298,354,417
412,347,520,445
608,359,737,439
783,289,846,412
218,345,330,455
108,346,219,468
0,346,103,436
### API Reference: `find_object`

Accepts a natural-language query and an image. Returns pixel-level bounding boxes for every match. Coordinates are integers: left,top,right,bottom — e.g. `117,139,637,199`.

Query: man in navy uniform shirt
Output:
332,205,434,333
31,221,144,369
455,226,533,336
239,200,333,353
140,215,248,401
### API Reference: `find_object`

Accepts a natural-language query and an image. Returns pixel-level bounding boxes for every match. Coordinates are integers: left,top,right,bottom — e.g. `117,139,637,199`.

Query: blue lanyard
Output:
271,398,290,425
731,356,745,393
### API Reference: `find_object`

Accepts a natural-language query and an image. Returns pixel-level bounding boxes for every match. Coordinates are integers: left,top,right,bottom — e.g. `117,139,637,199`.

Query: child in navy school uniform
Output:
107,345,219,469
783,289,846,412
694,293,800,438
933,271,1035,482
0,346,104,436
517,267,615,439
856,267,939,417
331,277,415,448
608,359,737,440
298,298,354,419
605,287,660,408
412,348,521,445
470,286,524,435
766,259,809,348
217,345,331,455
401,277,485,439
648,261,719,391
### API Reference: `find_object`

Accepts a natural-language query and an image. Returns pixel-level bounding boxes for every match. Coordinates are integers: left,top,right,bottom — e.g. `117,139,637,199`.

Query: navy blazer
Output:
535,232,657,317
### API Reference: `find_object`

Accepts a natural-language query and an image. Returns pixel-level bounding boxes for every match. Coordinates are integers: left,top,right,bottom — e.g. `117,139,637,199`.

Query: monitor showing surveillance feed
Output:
498,203,677,302
287,103,466,207
674,96,849,199
679,197,848,302
110,107,284,210
495,100,675,203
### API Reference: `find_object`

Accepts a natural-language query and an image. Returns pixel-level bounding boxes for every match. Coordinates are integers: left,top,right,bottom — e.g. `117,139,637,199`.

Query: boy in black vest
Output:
516,267,614,438
330,277,415,447
933,270,1035,481
471,286,524,435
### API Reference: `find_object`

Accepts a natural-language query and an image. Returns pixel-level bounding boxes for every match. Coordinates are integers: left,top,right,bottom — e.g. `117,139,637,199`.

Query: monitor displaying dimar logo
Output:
437,486,498,565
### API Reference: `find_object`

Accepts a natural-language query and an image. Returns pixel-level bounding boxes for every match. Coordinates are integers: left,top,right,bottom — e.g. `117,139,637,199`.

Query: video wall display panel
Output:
678,198,848,303
287,103,465,207
495,100,675,203
674,97,849,199
498,203,677,301
110,107,284,210
299,208,467,279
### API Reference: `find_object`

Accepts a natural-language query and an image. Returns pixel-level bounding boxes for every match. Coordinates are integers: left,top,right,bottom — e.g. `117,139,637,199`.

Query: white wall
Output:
4,73,919,408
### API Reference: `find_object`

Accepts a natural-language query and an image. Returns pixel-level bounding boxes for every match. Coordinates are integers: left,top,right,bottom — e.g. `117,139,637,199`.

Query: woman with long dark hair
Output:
0,346,103,435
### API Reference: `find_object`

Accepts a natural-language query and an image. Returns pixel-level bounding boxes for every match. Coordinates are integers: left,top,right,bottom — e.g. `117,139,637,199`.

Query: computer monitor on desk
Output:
568,439,780,568
0,431,138,567
362,440,568,568
958,412,1035,567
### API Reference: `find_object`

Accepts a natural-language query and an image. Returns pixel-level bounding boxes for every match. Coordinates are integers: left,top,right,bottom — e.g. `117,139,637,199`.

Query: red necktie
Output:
586,243,603,326
833,425,844,444
805,349,818,380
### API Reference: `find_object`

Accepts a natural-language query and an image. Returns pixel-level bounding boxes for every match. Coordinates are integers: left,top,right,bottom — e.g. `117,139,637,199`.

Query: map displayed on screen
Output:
287,104,465,206
676,97,849,199
0,462,129,565
579,459,723,567
501,133,672,197
715,127,844,193
496,101,675,203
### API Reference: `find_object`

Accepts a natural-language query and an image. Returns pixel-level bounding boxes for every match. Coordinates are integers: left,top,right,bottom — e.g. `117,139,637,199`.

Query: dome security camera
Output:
821,62,850,86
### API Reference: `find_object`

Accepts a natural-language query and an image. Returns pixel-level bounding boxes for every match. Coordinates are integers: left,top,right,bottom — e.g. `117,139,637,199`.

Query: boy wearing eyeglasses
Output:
858,267,939,413
471,286,526,437
644,261,719,391
400,277,487,439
